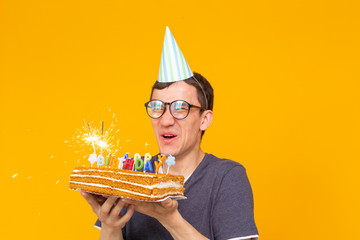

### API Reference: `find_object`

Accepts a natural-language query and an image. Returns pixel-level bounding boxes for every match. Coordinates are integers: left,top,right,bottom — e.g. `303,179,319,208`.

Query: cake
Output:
69,166,185,201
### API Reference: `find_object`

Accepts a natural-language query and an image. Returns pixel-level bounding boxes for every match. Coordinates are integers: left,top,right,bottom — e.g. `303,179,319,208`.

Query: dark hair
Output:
150,72,214,111
150,72,214,137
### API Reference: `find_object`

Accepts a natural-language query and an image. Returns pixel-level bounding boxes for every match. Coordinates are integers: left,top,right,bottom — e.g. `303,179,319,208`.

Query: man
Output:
81,27,258,240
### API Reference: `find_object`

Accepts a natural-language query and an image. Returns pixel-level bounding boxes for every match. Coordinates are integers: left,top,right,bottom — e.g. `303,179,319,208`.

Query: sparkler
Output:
86,122,98,166
96,121,105,167
87,122,97,153
79,120,117,153
68,114,121,168
70,118,120,166
98,121,108,152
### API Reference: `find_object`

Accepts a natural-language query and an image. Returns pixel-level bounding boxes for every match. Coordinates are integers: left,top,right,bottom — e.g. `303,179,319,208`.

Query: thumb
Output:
160,198,177,209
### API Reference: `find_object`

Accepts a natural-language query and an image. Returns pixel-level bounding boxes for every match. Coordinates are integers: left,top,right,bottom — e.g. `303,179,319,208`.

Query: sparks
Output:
85,136,98,142
80,121,114,152
98,140,108,148
68,116,122,163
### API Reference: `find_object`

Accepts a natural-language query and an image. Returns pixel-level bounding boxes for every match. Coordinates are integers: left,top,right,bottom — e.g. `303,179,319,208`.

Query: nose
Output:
160,105,175,126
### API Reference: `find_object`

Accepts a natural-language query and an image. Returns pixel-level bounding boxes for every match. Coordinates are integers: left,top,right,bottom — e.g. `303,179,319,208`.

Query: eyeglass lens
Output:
147,100,190,119
170,101,189,119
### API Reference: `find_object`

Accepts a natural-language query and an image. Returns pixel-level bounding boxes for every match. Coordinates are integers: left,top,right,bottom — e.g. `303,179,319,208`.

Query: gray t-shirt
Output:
95,153,258,240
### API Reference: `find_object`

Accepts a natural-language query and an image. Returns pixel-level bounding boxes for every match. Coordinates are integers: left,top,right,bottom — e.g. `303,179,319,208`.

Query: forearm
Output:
99,226,124,240
159,210,209,240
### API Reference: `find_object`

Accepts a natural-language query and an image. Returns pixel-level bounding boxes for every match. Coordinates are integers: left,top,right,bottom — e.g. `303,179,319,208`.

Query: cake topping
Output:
78,121,177,174
166,155,176,174
70,121,184,201
88,153,97,166
154,155,165,174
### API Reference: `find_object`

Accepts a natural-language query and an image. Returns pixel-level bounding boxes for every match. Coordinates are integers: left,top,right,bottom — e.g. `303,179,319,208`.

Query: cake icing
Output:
69,166,185,201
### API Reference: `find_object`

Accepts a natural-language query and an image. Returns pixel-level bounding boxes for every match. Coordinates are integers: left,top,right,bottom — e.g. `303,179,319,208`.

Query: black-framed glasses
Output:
145,100,204,120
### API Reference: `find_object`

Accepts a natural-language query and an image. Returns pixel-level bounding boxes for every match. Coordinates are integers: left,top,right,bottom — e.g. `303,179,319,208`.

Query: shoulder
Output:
203,153,253,191
203,155,259,239
204,153,247,175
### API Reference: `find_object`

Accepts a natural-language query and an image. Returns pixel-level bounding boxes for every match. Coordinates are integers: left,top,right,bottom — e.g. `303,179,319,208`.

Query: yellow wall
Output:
1,0,359,239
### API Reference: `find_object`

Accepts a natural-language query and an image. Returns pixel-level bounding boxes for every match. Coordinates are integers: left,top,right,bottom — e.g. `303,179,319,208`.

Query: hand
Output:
122,198,209,240
80,191,135,229
122,197,178,224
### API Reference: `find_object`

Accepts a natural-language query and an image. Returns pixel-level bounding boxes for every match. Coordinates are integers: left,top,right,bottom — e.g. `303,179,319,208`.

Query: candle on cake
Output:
155,155,165,174
166,155,176,174
70,121,185,201
86,122,98,166
143,153,153,173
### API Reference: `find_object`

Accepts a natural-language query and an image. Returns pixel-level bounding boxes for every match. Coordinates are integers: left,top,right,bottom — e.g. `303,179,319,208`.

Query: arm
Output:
121,165,258,240
122,198,208,240
81,191,135,240
211,166,258,240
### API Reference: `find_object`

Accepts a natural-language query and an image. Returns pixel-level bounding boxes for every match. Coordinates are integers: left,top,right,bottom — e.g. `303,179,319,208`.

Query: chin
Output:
159,147,177,156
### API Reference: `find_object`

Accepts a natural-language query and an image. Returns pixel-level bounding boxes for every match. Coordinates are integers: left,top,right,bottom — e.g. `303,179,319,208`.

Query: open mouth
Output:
162,134,176,139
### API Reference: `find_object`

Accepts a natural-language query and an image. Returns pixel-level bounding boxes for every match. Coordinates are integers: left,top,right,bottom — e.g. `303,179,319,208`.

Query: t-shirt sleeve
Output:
94,219,101,230
212,165,258,240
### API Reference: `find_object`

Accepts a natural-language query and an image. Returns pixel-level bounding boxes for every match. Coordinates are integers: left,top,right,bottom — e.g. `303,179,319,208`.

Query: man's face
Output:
150,81,203,158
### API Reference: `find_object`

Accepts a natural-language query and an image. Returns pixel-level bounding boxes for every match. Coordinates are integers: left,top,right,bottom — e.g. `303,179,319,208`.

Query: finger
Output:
122,198,140,206
115,204,135,226
160,198,175,208
100,197,118,216
94,195,107,205
80,191,101,213
109,199,125,218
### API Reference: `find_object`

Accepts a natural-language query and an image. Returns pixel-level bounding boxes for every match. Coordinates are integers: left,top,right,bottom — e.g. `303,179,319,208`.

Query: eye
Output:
152,101,164,111
173,101,189,111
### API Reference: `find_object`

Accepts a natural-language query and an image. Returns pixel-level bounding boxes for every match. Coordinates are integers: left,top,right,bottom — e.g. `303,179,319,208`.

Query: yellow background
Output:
1,0,359,239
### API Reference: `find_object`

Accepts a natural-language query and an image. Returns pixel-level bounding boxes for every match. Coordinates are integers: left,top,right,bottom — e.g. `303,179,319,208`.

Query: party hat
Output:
158,26,193,83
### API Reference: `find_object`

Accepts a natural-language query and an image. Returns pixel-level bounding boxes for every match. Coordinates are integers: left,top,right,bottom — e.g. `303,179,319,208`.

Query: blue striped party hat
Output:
158,26,193,83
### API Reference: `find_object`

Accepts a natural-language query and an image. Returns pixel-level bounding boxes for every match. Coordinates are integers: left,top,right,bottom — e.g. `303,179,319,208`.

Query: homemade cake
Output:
69,166,185,201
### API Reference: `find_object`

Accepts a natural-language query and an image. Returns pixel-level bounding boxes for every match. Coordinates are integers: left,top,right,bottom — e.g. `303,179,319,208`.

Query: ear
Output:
200,110,213,131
